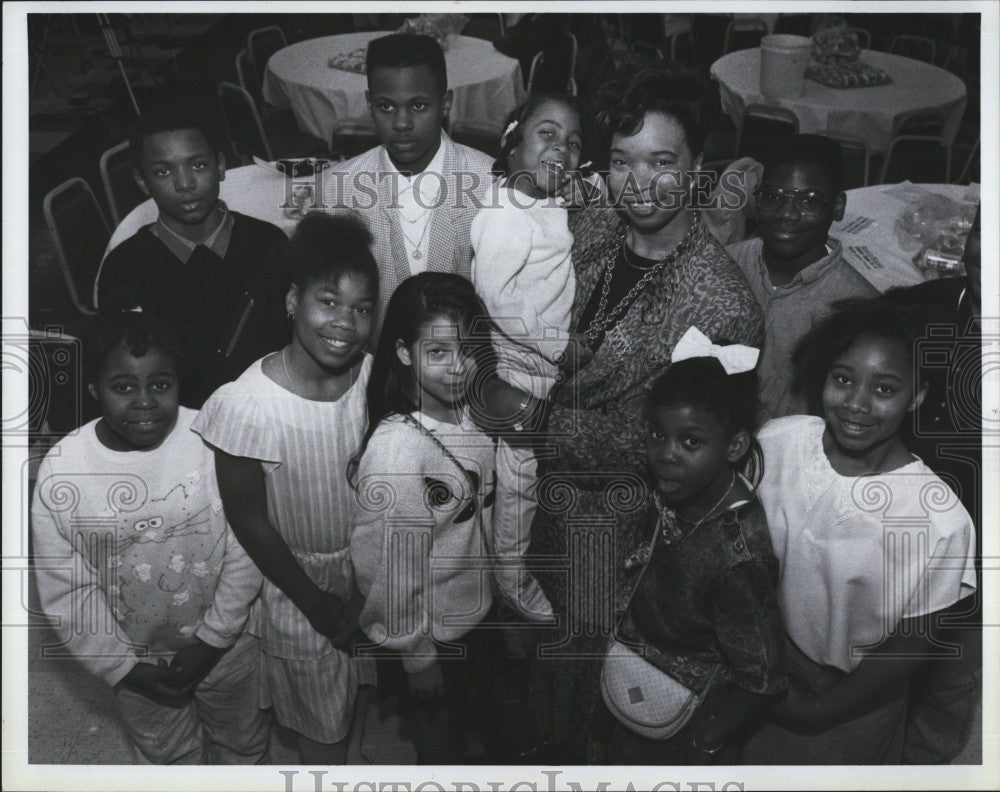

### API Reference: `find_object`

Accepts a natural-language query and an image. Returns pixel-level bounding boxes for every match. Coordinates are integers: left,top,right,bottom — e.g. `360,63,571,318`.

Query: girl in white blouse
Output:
742,298,977,764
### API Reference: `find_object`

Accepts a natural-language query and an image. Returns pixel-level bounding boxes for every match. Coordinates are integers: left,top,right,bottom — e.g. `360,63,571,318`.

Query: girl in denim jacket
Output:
602,327,788,763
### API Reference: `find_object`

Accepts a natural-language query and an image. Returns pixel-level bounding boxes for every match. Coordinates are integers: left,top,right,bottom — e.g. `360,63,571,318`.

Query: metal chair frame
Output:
217,81,273,163
723,17,769,54
42,177,111,316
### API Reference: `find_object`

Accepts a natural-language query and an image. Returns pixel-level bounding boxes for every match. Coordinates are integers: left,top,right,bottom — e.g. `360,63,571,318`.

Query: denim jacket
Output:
617,496,788,695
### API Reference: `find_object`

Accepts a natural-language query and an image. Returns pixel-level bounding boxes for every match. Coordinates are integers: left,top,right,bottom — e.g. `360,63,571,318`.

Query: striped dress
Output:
192,353,373,742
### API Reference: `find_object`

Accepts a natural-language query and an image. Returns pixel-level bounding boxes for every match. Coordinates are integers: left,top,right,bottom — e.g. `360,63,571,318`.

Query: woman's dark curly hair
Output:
590,63,716,168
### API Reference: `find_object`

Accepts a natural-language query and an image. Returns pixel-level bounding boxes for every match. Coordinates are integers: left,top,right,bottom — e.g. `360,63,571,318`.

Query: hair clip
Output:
500,119,519,149
671,326,759,374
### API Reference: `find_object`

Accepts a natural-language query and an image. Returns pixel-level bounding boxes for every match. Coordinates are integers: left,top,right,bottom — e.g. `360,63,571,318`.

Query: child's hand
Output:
554,169,605,208
305,589,366,654
555,333,594,379
771,684,824,731
116,661,192,707
168,640,227,689
407,661,445,700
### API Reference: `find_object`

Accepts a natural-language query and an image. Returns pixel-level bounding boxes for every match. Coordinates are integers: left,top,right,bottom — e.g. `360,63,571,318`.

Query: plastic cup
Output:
759,34,813,99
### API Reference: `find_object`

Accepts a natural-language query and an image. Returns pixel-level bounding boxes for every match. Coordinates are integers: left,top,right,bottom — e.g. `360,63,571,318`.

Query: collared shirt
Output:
386,137,445,273
150,201,233,264
726,236,880,419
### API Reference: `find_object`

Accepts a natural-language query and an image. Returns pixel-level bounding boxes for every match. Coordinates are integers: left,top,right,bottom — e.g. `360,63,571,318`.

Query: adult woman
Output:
518,65,765,763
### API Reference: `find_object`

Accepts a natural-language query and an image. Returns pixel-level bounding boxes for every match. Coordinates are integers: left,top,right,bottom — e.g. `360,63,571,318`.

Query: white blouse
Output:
757,415,976,672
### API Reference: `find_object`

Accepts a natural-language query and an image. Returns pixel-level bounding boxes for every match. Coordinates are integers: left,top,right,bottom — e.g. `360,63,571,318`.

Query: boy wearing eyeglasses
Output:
726,134,878,419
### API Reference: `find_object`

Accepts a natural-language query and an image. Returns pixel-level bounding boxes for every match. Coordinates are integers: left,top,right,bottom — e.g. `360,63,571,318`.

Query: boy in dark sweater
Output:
95,106,290,406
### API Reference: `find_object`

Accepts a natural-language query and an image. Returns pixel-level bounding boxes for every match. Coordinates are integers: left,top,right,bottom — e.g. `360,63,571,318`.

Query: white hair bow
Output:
500,119,519,149
671,326,759,375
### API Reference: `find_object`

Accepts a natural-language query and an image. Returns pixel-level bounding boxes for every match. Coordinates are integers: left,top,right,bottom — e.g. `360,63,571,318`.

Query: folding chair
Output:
218,82,326,164
954,136,979,185
734,104,799,161
235,47,259,104
890,34,936,64
98,141,147,226
846,27,872,50
723,17,768,54
462,13,506,41
450,121,503,161
525,31,578,96
247,25,287,83
826,134,871,189
878,135,951,185
773,14,814,37
42,177,111,316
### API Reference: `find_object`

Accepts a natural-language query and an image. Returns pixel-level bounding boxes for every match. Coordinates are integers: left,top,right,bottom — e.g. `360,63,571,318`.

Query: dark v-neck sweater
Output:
97,212,290,406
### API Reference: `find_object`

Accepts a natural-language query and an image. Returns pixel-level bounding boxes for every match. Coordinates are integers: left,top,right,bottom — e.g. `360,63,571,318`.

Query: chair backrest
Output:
329,118,380,161
667,29,696,66
525,31,578,97
723,17,768,54
890,34,936,64
42,177,111,316
954,136,979,185
525,50,545,96
247,25,287,81
878,135,951,184
235,47,262,106
450,121,503,162
217,81,272,163
462,13,505,41
894,107,946,137
825,134,870,189
99,141,147,226
846,27,871,50
735,104,799,162
773,14,814,37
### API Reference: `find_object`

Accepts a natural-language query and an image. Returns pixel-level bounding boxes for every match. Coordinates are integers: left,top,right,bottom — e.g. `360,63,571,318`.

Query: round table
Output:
262,32,526,143
833,181,979,293
103,162,298,258
710,49,967,152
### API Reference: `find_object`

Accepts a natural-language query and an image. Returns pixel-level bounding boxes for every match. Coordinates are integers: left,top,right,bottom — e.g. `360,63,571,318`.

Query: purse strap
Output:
401,413,477,490
400,413,493,555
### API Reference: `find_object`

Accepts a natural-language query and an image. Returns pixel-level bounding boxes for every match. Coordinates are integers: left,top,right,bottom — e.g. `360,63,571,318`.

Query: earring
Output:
287,312,294,322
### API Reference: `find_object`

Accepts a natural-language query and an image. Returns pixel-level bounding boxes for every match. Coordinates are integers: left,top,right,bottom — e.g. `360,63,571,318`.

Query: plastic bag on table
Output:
890,186,976,276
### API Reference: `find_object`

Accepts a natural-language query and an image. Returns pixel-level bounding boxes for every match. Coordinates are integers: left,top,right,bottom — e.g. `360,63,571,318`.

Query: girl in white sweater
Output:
470,93,587,622
349,273,501,763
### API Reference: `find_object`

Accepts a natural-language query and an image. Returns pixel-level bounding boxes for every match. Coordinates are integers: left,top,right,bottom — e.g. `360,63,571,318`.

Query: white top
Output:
350,411,496,673
757,415,976,672
387,138,446,272
192,354,372,660
470,184,575,398
31,408,263,686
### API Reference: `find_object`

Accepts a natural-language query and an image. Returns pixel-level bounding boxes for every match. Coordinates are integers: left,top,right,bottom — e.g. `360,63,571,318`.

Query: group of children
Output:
31,32,979,767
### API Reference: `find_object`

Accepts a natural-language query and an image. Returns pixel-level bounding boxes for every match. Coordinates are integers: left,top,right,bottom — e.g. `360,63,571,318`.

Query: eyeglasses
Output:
754,186,837,216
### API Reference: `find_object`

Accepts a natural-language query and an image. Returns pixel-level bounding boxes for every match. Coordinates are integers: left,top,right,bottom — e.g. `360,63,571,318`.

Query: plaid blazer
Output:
322,133,495,338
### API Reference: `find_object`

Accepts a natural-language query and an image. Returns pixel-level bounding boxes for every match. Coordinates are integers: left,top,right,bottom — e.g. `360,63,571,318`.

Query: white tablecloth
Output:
833,182,979,293
262,32,526,142
710,49,967,152
104,163,298,257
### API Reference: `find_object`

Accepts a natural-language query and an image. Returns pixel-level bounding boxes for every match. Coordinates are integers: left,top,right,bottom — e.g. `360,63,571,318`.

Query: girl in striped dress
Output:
193,213,378,763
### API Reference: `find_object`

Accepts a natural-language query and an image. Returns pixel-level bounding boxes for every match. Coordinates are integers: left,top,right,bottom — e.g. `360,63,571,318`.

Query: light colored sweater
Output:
350,411,495,673
471,185,575,398
31,408,263,686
